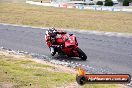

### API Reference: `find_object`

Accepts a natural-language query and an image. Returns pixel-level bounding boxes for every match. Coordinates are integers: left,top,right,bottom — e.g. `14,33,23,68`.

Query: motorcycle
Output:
45,29,87,60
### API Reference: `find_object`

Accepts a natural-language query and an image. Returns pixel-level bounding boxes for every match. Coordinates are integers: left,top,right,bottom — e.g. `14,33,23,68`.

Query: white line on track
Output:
0,23,132,38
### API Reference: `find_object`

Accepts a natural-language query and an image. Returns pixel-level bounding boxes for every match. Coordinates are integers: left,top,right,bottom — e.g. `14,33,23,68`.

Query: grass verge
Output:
0,51,119,88
0,51,75,88
0,0,26,3
0,3,132,33
31,0,50,3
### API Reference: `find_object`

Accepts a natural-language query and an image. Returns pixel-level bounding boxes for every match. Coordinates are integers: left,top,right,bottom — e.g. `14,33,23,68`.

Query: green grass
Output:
0,52,119,88
0,55,75,88
0,3,132,33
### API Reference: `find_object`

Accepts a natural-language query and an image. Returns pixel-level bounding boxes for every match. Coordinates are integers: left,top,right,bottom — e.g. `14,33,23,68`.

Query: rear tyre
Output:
77,48,87,61
50,46,56,56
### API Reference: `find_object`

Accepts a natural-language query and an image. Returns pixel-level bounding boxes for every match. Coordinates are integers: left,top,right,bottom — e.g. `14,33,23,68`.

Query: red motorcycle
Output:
45,28,87,60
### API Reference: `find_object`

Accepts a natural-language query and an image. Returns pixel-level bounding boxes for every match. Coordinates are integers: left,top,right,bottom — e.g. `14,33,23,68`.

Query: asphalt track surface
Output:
0,24,132,76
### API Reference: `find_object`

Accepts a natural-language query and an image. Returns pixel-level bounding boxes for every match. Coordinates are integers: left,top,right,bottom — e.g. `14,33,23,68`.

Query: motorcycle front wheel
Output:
77,48,87,61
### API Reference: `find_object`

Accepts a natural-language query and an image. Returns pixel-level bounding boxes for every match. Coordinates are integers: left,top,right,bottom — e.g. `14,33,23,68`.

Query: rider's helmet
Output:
48,29,53,34
48,28,57,38
51,27,57,33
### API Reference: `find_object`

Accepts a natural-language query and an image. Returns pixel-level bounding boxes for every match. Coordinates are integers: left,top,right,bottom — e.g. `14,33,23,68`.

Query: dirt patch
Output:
0,83,13,88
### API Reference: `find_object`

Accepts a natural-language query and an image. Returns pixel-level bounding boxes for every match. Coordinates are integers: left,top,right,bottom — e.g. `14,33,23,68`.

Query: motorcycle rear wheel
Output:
77,48,87,61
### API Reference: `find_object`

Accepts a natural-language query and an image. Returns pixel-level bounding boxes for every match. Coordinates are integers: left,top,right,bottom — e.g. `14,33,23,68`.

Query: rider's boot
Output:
50,46,56,56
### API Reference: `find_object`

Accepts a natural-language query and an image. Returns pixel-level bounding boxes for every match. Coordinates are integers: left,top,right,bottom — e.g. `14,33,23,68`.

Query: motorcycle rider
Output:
45,28,66,56
45,28,57,44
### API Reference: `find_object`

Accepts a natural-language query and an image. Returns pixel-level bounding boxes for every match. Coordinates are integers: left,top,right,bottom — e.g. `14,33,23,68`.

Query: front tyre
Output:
77,48,87,61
